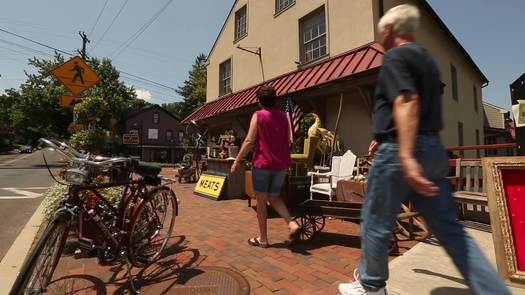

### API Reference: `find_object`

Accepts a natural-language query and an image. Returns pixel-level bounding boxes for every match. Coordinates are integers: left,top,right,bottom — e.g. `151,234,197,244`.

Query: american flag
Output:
285,97,303,142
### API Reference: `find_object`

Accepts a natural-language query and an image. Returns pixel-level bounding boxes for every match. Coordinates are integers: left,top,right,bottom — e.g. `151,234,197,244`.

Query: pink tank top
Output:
252,108,291,170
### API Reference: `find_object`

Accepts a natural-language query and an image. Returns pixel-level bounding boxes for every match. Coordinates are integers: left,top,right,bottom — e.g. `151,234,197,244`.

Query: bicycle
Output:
9,138,178,295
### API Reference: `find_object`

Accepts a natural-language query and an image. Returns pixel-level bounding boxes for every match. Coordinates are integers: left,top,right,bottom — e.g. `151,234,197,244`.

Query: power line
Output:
89,0,110,36
0,37,53,57
92,0,130,51
120,70,177,92
111,0,174,60
0,27,74,56
0,26,180,97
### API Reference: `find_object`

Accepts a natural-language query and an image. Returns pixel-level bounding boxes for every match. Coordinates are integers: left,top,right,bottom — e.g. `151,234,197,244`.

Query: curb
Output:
0,199,46,294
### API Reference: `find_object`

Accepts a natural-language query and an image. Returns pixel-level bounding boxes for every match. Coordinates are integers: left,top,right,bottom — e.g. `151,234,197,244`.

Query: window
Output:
451,64,458,101
234,5,247,41
219,59,232,96
129,129,139,134
473,85,478,112
179,131,185,142
153,112,160,124
475,129,480,158
276,0,295,14
166,130,173,141
300,7,327,64
148,128,158,140
458,122,464,157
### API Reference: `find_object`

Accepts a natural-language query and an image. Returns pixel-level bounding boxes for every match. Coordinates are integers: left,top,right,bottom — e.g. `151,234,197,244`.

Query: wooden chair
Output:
291,137,319,176
451,159,489,224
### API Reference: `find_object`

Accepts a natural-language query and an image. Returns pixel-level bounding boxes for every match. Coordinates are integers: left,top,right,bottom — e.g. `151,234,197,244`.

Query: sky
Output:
0,0,523,110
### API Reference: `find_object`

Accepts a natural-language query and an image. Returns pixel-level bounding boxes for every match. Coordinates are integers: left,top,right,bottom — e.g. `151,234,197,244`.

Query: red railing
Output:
447,143,517,152
446,143,517,165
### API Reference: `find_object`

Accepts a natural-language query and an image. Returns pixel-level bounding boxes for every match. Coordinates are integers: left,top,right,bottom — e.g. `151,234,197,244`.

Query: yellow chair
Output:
291,137,319,176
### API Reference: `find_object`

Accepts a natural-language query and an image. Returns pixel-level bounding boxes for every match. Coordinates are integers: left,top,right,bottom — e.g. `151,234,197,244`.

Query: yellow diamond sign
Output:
60,95,82,108
52,56,99,96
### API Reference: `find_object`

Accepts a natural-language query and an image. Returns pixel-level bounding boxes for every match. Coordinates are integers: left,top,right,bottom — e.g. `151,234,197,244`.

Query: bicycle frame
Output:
56,178,151,262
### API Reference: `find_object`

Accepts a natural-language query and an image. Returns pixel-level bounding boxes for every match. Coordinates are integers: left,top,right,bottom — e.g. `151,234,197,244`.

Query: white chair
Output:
308,150,357,200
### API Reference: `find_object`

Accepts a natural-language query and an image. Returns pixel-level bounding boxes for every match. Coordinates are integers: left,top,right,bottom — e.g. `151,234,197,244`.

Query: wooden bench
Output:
452,159,490,224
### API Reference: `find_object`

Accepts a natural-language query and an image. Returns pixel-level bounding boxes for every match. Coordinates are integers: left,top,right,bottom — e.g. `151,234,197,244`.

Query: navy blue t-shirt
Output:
372,43,443,141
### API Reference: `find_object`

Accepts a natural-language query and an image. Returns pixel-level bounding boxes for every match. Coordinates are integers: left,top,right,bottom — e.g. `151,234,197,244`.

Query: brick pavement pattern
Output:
46,171,413,295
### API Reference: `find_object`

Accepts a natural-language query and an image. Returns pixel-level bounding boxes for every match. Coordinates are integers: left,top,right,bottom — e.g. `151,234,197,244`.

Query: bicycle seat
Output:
135,161,161,178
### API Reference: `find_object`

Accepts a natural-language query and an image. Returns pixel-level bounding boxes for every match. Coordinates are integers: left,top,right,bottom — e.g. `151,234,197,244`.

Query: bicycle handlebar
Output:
39,138,135,169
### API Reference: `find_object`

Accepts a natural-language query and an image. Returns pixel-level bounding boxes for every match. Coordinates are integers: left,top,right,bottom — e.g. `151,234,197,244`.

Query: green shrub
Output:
69,129,107,153
42,183,123,221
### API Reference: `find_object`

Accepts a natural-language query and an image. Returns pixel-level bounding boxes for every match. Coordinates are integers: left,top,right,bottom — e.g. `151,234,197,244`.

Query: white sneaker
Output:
338,269,387,295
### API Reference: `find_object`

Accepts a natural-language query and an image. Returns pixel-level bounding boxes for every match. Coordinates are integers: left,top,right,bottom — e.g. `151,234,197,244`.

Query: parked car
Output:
19,145,33,153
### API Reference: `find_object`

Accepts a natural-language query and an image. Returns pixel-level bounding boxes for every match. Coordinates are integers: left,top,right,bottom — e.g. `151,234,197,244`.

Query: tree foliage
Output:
162,53,207,119
74,96,110,129
2,53,144,144
69,129,107,153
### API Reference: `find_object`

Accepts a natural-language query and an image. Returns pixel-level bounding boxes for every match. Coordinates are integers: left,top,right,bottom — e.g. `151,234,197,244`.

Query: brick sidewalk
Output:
47,178,414,294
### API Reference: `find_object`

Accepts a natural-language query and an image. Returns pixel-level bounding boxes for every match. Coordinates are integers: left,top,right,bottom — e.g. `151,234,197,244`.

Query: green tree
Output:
73,96,111,129
0,92,15,149
69,129,107,153
85,57,145,124
5,54,144,144
163,53,207,119
8,53,71,144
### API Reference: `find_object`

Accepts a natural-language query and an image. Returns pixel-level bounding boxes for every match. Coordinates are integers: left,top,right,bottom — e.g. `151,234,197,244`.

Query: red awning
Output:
182,42,384,123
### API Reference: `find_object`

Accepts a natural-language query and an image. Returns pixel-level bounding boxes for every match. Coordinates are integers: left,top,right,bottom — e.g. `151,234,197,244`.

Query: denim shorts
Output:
252,167,287,196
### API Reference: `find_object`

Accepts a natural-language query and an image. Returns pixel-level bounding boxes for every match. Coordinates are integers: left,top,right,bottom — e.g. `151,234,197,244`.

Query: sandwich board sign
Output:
194,173,226,200
52,56,99,96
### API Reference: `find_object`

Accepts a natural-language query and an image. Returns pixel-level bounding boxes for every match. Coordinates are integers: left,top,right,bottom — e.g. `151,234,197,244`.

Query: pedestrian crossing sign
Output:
60,95,82,108
51,56,99,96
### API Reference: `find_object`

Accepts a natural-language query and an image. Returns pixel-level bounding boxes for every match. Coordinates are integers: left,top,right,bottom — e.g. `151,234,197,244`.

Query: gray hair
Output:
378,4,420,35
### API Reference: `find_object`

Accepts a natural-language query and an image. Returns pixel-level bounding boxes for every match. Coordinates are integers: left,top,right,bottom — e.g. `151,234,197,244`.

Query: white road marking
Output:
1,151,38,165
0,187,48,199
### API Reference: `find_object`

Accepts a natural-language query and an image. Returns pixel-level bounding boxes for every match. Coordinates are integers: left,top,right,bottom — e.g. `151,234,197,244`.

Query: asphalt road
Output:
0,149,63,260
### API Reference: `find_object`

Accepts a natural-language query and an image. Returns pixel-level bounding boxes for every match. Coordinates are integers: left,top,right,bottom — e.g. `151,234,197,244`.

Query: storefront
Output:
183,44,384,199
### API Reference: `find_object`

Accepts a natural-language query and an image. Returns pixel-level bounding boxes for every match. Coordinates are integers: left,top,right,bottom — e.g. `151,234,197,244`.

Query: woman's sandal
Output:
248,237,269,248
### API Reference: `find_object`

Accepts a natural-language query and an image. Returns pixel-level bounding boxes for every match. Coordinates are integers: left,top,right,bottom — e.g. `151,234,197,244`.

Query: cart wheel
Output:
294,216,315,241
307,215,325,233
388,237,399,255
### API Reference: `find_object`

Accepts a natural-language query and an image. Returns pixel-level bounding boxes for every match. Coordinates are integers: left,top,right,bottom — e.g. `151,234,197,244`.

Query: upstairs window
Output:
300,7,327,64
276,0,295,14
166,130,173,141
153,112,160,124
219,59,232,96
235,5,247,41
451,64,458,101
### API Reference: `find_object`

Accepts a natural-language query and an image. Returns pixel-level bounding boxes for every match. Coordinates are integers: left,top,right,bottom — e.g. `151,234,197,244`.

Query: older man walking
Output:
338,4,510,295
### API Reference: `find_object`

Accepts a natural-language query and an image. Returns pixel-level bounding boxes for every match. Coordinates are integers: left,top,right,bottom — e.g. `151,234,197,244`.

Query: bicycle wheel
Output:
128,186,177,267
10,219,69,295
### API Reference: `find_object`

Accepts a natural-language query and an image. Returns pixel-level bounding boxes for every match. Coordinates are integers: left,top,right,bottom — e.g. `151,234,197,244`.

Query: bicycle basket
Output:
108,164,132,183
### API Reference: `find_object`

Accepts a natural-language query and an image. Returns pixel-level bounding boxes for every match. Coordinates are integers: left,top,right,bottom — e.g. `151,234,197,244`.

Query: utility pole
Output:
78,31,90,60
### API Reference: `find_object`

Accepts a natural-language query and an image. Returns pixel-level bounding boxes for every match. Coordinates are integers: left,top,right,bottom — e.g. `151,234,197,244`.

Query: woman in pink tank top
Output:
232,86,301,248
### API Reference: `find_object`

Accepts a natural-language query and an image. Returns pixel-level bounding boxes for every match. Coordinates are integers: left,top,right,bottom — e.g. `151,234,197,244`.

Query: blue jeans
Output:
359,135,510,294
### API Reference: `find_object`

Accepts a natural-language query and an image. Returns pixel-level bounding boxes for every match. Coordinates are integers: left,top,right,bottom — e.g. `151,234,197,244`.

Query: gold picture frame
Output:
483,157,525,286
